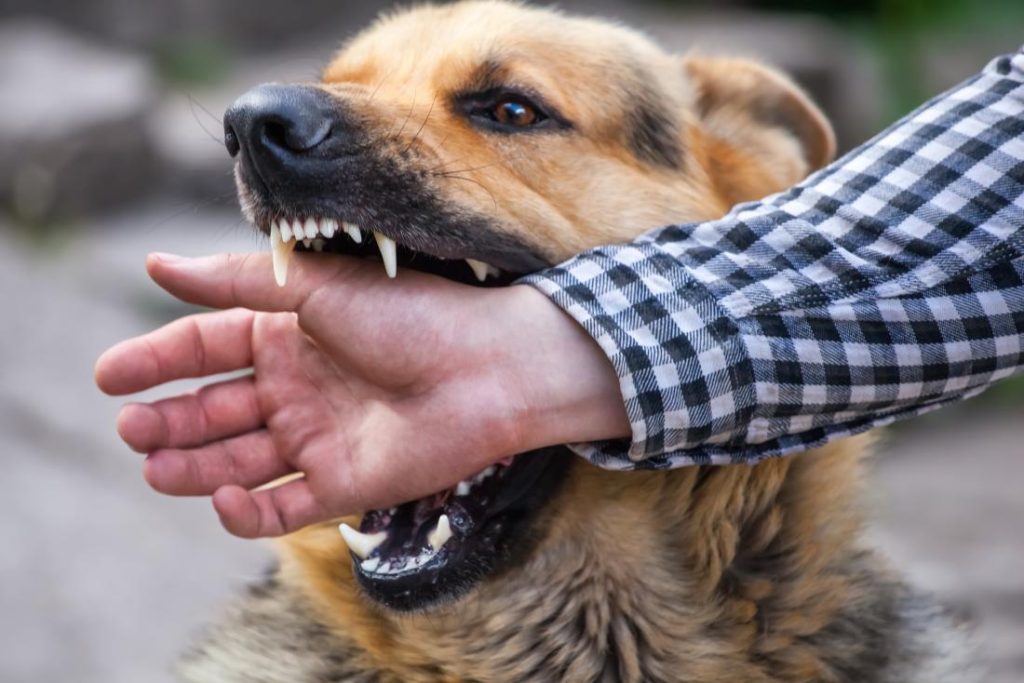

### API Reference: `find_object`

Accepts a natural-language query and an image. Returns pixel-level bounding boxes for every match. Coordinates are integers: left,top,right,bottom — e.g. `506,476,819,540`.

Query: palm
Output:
97,254,519,536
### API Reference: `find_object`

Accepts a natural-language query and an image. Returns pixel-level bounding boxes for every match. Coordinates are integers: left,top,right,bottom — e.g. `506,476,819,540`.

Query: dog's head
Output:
225,0,834,612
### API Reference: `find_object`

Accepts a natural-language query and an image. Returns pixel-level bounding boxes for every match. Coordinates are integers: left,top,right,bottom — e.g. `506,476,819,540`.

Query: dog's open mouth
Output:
253,211,570,610
343,448,570,610
264,215,520,288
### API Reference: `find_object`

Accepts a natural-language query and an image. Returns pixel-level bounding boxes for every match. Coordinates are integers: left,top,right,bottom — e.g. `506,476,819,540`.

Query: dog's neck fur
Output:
270,436,912,683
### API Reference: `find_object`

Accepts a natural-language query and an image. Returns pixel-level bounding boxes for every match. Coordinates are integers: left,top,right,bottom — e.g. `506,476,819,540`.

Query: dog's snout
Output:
223,84,338,167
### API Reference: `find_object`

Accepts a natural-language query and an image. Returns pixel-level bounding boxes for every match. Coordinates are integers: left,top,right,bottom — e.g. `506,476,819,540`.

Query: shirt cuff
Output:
520,241,756,467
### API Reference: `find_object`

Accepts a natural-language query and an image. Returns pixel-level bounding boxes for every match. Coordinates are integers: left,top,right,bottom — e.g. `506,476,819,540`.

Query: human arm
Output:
95,254,629,537
524,48,1024,468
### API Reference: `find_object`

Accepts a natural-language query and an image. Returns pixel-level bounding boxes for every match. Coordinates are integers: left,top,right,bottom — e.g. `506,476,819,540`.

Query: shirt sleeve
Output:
521,48,1024,470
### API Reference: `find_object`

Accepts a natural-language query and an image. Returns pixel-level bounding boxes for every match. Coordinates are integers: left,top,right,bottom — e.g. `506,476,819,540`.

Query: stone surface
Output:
0,210,267,683
0,21,158,223
869,412,1024,683
1,0,384,52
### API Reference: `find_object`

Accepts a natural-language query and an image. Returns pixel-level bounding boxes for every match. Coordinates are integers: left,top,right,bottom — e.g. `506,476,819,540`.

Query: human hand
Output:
95,252,628,538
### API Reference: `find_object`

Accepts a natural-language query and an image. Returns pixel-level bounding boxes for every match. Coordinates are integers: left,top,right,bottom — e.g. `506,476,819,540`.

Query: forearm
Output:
494,285,630,452
524,47,1024,468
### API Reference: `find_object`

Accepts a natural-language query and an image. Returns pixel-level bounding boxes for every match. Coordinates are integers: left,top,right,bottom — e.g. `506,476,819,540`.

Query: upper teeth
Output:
265,217,502,288
343,221,362,243
465,259,490,282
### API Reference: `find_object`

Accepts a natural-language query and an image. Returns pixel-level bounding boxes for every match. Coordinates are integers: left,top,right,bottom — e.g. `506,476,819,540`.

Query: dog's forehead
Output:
322,1,674,96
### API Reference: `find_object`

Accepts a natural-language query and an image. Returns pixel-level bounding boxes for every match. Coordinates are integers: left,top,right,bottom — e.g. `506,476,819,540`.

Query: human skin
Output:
94,252,630,538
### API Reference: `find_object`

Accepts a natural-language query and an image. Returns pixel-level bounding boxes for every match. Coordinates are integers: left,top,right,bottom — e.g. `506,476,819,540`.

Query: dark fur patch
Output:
624,71,684,170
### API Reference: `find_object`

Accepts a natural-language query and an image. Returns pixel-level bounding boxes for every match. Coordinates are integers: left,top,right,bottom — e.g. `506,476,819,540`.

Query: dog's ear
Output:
683,56,836,205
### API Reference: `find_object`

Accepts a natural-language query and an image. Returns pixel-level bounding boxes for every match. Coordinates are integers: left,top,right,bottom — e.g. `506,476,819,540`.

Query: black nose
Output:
223,84,336,163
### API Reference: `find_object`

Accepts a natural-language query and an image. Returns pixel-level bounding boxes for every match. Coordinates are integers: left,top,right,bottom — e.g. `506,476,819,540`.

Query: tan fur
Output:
184,3,976,682
276,436,878,683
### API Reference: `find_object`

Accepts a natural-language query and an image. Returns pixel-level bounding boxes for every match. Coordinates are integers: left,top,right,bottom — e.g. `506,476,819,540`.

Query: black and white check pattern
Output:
523,48,1024,470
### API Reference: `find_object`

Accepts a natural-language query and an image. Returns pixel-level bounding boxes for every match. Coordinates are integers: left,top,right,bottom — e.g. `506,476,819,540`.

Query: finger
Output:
143,430,293,496
145,251,351,314
117,375,261,453
212,480,327,539
95,308,255,395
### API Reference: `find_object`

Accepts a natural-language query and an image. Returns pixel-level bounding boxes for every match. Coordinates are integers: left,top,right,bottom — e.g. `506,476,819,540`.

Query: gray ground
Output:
2,208,1022,683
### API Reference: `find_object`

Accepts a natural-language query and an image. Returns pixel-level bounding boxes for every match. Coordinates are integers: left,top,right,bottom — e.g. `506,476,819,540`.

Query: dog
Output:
182,2,978,681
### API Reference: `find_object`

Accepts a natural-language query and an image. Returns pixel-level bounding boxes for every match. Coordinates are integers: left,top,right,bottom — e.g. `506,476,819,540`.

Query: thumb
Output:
146,251,355,314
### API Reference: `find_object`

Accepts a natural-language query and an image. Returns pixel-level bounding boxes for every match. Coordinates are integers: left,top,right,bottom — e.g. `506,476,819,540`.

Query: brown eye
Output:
492,98,539,127
462,89,561,132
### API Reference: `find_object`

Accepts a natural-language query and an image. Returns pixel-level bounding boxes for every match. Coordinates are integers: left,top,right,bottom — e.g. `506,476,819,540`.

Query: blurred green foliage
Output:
153,37,231,86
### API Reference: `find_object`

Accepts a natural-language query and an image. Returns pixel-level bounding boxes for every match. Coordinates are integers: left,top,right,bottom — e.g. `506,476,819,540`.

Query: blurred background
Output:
0,0,1021,681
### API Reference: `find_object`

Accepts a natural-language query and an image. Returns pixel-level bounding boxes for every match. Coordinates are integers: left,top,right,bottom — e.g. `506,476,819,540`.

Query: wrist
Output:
491,285,630,454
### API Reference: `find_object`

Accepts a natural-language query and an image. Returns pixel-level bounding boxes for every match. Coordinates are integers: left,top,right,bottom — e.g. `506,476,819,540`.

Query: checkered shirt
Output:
523,48,1024,469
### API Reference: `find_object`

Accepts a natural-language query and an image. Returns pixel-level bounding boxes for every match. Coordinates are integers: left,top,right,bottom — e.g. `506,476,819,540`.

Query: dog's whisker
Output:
186,93,227,146
400,94,438,156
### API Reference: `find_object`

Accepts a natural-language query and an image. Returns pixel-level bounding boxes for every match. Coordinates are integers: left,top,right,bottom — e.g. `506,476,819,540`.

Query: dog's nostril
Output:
224,126,241,158
263,120,290,151
262,117,332,154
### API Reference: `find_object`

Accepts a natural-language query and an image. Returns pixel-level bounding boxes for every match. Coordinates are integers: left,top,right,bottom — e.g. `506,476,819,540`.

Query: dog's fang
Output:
466,259,490,282
270,222,297,287
339,523,388,559
374,232,398,278
344,221,363,243
427,514,453,552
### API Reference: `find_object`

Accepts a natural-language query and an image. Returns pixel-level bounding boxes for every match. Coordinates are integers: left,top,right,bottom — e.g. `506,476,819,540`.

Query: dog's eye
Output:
461,90,561,132
492,98,541,127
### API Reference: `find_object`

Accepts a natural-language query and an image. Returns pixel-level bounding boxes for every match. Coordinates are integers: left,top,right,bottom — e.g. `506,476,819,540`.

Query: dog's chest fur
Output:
179,451,980,683
178,562,978,683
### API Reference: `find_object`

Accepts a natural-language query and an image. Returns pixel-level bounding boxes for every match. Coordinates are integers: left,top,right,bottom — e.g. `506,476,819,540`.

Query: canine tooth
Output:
338,523,387,560
312,238,325,252
427,515,453,552
455,481,472,497
270,222,297,287
343,221,362,243
303,217,318,239
466,259,490,282
279,218,293,243
321,218,337,239
360,556,380,572
374,232,398,278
